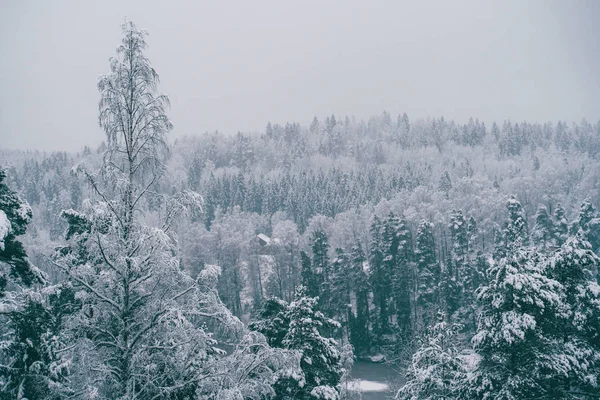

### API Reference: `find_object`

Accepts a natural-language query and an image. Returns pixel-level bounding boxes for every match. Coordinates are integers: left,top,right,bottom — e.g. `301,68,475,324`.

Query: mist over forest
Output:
2,18,600,400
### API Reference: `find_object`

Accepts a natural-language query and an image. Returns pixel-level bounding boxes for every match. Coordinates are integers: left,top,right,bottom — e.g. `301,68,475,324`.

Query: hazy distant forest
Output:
1,22,600,400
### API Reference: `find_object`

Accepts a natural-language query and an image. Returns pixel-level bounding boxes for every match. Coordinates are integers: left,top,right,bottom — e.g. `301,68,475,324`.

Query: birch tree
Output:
50,22,292,399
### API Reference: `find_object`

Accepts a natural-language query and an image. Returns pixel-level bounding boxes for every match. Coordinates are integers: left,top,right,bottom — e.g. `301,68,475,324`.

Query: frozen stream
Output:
348,360,402,399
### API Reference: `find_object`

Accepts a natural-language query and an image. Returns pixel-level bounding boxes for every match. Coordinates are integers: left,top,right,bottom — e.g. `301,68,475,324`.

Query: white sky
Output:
1,0,599,151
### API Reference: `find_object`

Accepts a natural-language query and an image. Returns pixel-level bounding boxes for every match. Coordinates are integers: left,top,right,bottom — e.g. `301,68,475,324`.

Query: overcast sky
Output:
1,0,599,151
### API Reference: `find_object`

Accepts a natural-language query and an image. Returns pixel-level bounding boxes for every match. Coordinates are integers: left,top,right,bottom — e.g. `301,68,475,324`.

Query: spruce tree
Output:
369,216,387,334
449,210,468,281
379,212,399,333
415,220,440,328
0,168,57,399
0,169,40,293
553,203,569,247
531,205,554,251
439,171,452,197
544,235,600,397
249,296,290,348
394,217,413,338
301,250,319,297
311,229,331,310
276,286,344,399
449,209,480,328
493,196,529,260
571,200,600,254
468,247,564,399
348,241,371,355
329,248,351,334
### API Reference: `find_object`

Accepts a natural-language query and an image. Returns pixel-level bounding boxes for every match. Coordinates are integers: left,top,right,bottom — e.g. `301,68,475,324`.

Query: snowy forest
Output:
2,21,600,400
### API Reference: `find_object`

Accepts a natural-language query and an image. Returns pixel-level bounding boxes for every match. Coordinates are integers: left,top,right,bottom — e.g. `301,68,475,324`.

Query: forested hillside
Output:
2,21,600,400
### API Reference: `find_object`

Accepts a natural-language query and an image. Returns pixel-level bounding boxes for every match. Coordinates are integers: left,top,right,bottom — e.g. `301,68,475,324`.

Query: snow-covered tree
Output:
467,246,564,399
438,171,452,197
493,196,529,260
531,205,554,251
48,22,282,399
543,235,600,397
0,168,40,294
301,250,319,298
571,200,600,254
311,229,330,305
553,203,569,247
347,241,370,355
415,220,439,328
329,247,352,336
198,331,302,400
368,215,387,334
0,284,77,400
0,168,52,399
249,296,290,348
396,313,465,400
392,216,413,338
278,286,344,399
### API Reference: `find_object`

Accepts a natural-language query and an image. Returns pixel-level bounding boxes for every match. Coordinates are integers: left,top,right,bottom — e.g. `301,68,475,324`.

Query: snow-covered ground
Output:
347,379,390,392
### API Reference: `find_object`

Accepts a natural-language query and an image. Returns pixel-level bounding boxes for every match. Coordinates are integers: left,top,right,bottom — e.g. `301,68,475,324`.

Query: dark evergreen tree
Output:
300,250,318,297
329,247,351,337
310,229,330,309
249,296,290,348
553,203,569,247
438,171,452,197
379,213,400,332
393,217,413,338
531,205,553,251
369,216,389,334
415,220,440,329
571,200,600,254
348,241,370,355
0,169,75,399
543,235,600,397
493,195,529,260
277,286,343,399
449,210,468,282
0,169,40,293
468,247,564,399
